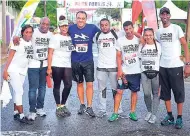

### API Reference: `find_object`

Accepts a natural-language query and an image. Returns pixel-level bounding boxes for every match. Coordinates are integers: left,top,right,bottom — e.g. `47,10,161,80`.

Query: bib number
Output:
76,44,88,52
100,41,113,49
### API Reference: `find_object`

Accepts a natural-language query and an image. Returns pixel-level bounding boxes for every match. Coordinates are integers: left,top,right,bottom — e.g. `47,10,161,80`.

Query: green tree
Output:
35,1,57,26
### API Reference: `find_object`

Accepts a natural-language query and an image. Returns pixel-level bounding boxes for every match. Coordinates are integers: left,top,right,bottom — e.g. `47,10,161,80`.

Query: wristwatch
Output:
185,62,190,65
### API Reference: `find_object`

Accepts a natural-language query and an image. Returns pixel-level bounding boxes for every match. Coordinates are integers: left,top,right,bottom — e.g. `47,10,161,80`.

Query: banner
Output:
141,0,158,31
132,0,142,23
64,0,124,8
9,0,40,47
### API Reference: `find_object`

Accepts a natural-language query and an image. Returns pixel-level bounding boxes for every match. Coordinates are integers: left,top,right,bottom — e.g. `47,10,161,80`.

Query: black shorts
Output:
123,73,141,92
72,61,94,83
159,67,185,103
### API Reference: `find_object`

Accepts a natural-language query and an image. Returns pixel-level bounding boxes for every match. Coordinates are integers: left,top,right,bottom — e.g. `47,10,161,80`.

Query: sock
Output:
14,110,19,115
19,113,24,119
177,115,182,119
167,112,173,117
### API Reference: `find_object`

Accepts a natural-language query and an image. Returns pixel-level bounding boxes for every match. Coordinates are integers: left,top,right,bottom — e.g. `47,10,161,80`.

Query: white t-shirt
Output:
49,34,72,67
96,32,117,68
29,28,52,68
116,36,141,74
156,24,184,68
8,38,33,75
138,42,161,72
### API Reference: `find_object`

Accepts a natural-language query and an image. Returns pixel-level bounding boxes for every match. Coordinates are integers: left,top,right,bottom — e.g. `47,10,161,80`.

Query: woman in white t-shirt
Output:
139,28,161,124
3,25,34,124
47,20,73,117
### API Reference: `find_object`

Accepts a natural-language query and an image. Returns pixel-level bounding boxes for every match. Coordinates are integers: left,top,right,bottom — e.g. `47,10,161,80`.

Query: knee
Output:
131,92,137,97
116,90,123,95
86,82,93,89
65,83,72,90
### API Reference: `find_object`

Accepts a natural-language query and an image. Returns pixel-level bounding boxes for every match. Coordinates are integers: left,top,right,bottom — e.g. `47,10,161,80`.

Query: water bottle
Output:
117,77,123,89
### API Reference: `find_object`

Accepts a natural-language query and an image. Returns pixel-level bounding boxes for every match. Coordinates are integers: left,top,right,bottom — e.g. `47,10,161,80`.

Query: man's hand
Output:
184,65,190,78
117,69,123,79
47,68,52,77
13,36,20,46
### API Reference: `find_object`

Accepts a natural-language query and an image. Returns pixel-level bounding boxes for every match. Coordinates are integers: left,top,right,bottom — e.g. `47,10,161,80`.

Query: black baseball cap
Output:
160,7,170,14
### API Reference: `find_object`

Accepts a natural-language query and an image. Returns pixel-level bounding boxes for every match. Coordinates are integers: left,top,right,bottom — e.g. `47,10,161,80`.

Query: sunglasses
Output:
144,28,154,31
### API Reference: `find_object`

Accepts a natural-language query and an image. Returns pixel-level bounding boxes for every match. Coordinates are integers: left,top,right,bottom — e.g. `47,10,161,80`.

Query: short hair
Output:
76,11,87,18
100,18,110,24
21,25,34,37
40,17,50,24
59,15,66,21
123,21,133,28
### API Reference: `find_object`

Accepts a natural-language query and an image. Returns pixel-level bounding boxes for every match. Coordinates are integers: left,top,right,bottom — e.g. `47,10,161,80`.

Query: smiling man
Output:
68,11,100,117
108,21,141,122
156,7,190,129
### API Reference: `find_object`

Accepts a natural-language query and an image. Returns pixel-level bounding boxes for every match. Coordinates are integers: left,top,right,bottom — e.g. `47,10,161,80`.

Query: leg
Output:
86,82,93,107
77,83,85,104
9,73,25,113
52,67,63,106
61,68,72,105
96,70,108,112
28,68,40,113
159,67,174,126
109,71,123,113
151,74,160,116
126,74,141,121
83,61,94,107
131,92,138,112
72,62,85,104
168,67,185,129
114,90,124,113
141,73,152,113
37,67,47,110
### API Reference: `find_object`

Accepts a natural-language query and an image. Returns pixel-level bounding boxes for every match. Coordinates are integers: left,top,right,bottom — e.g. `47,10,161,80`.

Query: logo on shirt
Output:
160,33,172,42
74,34,89,40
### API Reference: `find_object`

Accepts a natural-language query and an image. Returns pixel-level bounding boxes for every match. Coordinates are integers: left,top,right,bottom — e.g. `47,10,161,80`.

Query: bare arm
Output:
47,48,54,76
180,37,190,62
180,37,190,77
117,50,123,79
3,50,16,80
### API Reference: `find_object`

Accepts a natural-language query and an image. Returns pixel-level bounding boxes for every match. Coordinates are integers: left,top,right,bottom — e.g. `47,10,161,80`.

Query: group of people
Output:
3,7,190,130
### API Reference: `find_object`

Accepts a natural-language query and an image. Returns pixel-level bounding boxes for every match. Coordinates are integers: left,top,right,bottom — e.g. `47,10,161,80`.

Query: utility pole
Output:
2,0,6,53
44,0,47,16
186,2,190,45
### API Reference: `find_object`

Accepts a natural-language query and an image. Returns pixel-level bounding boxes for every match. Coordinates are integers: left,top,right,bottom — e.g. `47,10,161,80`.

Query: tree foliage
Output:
7,0,57,27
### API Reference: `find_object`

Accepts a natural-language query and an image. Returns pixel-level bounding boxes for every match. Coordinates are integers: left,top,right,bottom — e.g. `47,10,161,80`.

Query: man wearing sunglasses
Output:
156,7,190,129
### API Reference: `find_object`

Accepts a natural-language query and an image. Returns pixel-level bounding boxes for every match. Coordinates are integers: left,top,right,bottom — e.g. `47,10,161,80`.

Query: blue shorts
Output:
124,73,141,92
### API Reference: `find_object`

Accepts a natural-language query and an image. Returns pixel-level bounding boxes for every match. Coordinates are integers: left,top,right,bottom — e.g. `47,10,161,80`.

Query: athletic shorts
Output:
122,73,141,92
159,66,185,103
72,61,94,83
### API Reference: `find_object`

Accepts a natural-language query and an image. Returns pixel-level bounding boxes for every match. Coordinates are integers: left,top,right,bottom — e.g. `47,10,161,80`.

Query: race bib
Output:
76,44,88,52
34,47,48,60
124,54,138,66
66,44,75,52
142,60,156,70
100,41,113,49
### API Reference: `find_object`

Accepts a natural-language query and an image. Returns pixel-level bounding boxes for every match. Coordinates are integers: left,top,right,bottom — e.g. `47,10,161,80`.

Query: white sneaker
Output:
27,112,37,121
148,115,157,124
144,112,152,121
36,109,46,117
